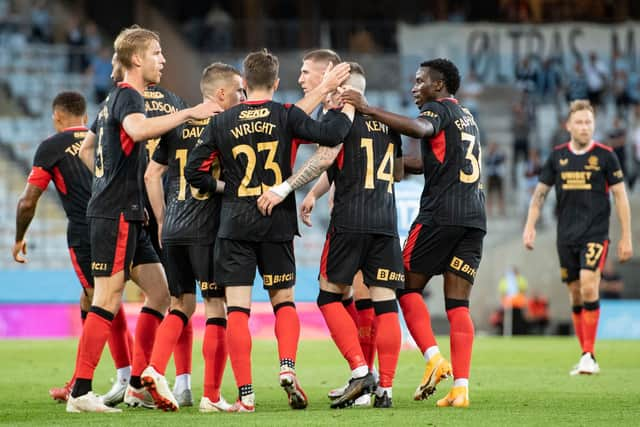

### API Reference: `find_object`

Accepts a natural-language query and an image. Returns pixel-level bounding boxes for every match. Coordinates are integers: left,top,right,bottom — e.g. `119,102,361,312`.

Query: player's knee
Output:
204,297,226,318
317,289,343,307
396,287,422,299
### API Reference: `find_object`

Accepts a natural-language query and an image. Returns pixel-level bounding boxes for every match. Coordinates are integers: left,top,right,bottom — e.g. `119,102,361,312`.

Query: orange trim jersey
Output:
539,142,624,243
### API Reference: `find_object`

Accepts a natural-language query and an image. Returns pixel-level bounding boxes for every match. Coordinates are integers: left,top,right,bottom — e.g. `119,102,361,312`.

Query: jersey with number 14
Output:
415,98,486,231
327,112,402,236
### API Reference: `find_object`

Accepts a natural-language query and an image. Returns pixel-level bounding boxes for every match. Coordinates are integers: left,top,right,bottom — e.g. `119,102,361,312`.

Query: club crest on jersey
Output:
559,158,568,166
584,155,600,171
239,108,270,120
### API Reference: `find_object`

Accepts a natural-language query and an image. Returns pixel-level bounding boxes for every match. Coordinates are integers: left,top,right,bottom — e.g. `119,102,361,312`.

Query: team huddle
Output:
12,24,632,414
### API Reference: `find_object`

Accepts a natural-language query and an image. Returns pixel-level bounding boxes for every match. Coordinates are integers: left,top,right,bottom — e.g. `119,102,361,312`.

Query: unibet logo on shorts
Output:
263,273,295,286
376,268,404,282
449,256,477,278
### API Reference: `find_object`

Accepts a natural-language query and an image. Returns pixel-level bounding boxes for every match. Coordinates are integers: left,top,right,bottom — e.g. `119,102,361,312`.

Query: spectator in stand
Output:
527,291,549,334
66,16,87,73
606,116,628,183
515,57,539,93
584,52,608,109
484,142,506,217
540,57,563,112
30,0,52,43
565,62,589,103
511,90,535,185
88,46,113,103
84,21,102,57
204,2,232,51
523,148,542,217
549,115,571,149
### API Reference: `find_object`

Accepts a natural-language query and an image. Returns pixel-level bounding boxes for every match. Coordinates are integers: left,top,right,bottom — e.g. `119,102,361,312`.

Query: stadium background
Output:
1,0,639,341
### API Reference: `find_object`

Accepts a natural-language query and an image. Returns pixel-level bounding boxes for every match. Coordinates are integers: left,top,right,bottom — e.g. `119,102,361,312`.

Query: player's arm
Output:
610,182,633,262
257,143,342,216
300,171,331,227
341,89,434,138
184,128,224,194
392,130,404,181
522,183,551,250
122,101,219,142
79,130,96,171
144,160,169,248
403,156,423,174
295,62,351,114
288,105,354,147
13,184,44,263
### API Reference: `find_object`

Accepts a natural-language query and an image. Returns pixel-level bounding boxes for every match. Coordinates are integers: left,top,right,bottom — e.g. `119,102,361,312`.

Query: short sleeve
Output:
113,87,145,124
417,101,451,134
538,153,556,185
152,134,170,165
28,140,54,190
605,150,625,185
391,129,403,157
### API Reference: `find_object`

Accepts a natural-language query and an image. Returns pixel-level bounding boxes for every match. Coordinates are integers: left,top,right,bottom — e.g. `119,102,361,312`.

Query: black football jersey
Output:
185,100,352,242
415,98,486,231
86,82,147,221
539,142,624,243
27,127,92,247
327,112,402,236
152,117,221,245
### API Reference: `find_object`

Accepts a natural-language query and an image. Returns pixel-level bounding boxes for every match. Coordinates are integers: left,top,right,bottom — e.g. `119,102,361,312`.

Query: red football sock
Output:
127,324,134,361
356,300,376,370
203,319,227,402
571,306,585,352
375,311,401,388
149,311,186,375
107,307,131,369
399,292,438,353
227,310,252,388
174,318,193,376
70,311,89,383
447,306,474,380
274,303,300,364
131,308,163,377
582,302,600,355
75,311,113,380
343,297,358,326
319,301,366,370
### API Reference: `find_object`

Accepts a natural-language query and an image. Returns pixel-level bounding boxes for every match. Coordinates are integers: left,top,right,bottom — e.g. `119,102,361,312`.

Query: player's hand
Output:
188,100,223,120
300,193,316,227
143,208,150,227
257,190,284,216
617,237,633,262
320,62,351,94
12,240,28,263
522,226,536,250
340,88,369,113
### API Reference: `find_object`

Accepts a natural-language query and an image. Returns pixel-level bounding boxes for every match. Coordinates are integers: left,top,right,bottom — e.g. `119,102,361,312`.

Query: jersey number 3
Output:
459,132,481,184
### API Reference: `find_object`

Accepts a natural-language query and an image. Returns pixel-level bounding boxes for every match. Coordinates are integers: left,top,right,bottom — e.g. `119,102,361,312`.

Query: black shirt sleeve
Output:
538,152,556,186
605,150,625,185
185,122,219,193
113,88,146,124
32,139,55,171
90,116,98,134
287,105,352,147
417,101,451,134
152,133,170,165
391,129,403,158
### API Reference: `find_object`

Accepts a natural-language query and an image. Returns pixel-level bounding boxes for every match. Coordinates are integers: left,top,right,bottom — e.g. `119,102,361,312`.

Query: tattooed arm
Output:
257,144,342,216
522,183,551,250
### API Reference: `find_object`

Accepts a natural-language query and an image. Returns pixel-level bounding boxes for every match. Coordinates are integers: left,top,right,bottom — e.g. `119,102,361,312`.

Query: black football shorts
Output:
320,231,404,289
214,238,295,289
163,243,223,298
68,244,93,289
557,239,609,283
89,214,160,280
403,220,485,284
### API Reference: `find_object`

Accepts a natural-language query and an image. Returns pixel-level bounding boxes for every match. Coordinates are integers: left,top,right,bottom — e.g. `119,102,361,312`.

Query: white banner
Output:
398,22,640,82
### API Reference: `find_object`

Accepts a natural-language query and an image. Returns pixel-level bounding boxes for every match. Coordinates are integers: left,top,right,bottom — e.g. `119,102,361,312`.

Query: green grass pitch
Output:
1,337,639,426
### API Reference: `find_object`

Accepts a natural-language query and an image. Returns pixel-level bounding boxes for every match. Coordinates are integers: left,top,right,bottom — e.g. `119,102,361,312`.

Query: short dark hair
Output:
200,62,241,96
420,58,461,95
52,91,86,116
303,49,342,65
346,61,365,77
243,49,279,90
